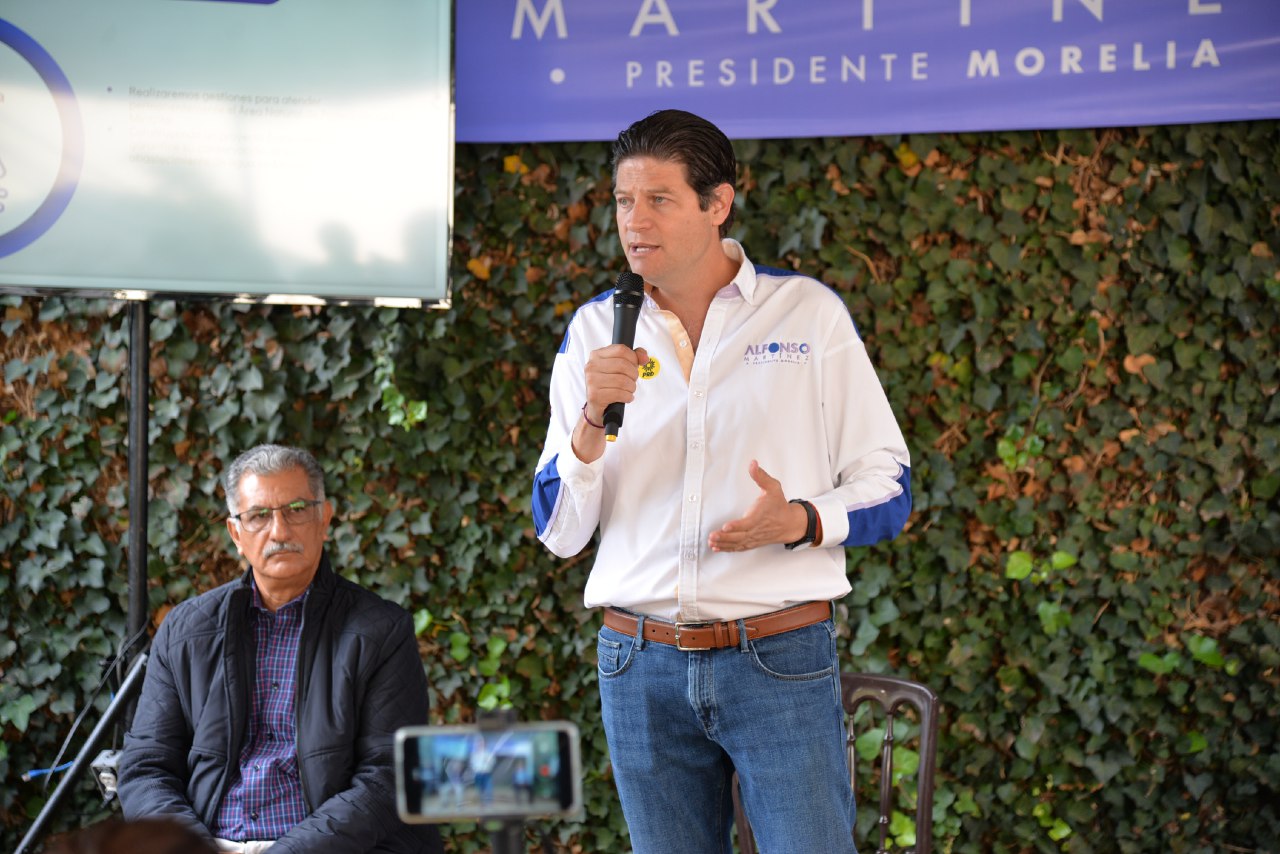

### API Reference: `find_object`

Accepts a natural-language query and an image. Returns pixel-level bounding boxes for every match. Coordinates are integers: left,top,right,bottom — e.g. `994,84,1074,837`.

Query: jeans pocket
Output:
597,627,636,678
748,620,836,681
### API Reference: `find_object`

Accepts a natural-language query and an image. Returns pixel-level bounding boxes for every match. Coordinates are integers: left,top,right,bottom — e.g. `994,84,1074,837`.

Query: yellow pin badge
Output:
638,357,660,380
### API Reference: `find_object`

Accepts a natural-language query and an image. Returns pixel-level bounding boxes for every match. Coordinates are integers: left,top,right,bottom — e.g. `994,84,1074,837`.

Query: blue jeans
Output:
597,615,856,854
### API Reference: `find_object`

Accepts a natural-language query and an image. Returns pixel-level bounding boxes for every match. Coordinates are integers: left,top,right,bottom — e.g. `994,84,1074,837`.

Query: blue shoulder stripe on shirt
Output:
753,262,811,280
752,264,862,338
842,464,912,547
532,454,562,537
558,289,615,354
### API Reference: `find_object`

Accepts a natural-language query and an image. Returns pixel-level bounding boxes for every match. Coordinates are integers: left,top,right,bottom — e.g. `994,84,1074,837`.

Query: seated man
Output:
119,444,441,854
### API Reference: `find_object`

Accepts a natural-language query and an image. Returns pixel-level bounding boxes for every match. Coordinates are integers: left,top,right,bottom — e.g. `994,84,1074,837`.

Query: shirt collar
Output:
719,238,758,304
636,238,757,308
249,574,310,613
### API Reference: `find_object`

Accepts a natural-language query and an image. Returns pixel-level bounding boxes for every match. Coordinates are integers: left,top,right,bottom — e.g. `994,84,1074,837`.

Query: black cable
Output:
42,622,151,790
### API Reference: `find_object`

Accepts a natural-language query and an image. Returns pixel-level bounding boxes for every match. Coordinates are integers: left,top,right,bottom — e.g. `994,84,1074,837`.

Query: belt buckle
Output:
673,622,711,651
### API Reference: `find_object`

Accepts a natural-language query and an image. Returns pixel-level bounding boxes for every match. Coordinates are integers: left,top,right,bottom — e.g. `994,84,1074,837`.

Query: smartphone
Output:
394,721,583,823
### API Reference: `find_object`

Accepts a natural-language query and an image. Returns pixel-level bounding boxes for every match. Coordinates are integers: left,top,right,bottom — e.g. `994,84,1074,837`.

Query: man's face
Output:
226,466,332,590
614,155,733,288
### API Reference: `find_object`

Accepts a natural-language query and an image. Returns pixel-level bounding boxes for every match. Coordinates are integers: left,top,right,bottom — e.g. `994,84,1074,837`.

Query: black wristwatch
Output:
784,499,817,550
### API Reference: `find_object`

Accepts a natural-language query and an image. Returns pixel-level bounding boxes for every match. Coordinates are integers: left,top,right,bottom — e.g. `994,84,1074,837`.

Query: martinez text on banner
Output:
456,0,1280,143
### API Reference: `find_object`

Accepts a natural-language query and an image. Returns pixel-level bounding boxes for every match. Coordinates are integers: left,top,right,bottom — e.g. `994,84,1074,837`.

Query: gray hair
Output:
223,444,326,516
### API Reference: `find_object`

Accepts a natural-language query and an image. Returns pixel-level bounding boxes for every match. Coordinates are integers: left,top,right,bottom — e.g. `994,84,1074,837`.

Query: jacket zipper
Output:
295,598,312,813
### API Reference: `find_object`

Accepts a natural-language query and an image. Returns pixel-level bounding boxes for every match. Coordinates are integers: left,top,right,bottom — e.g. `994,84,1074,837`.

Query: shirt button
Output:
250,812,259,821
684,551,695,561
688,494,698,502
679,340,688,348
694,390,704,398
690,441,702,451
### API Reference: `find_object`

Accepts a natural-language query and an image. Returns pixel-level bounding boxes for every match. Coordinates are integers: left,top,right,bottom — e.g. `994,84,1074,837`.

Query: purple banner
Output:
456,0,1280,142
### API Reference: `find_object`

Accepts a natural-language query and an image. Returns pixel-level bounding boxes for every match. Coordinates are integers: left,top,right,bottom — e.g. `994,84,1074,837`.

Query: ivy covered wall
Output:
2,121,1278,852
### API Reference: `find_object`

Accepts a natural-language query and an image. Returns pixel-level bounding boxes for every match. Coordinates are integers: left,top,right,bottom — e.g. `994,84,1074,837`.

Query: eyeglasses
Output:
230,499,323,533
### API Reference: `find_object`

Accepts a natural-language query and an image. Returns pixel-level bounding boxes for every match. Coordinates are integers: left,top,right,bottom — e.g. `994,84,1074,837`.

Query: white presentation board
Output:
0,0,453,307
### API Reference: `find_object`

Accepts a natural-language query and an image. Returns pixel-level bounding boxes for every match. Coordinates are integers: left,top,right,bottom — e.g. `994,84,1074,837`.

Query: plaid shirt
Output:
213,581,310,841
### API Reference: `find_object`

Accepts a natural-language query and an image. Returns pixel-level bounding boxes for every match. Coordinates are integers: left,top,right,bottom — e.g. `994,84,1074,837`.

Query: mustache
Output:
263,541,304,557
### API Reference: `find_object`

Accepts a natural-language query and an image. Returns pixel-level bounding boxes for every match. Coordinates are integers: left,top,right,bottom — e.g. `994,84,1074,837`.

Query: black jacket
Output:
118,554,441,853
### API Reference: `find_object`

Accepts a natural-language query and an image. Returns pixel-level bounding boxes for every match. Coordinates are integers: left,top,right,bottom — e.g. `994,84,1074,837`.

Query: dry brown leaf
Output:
1070,229,1111,245
1123,353,1156,374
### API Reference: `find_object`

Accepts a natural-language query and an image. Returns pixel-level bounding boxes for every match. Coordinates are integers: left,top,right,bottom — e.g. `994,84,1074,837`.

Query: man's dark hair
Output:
223,444,326,516
611,109,737,238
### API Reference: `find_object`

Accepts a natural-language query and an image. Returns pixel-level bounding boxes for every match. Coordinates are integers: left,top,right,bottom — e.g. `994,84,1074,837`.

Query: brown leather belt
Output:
602,601,831,651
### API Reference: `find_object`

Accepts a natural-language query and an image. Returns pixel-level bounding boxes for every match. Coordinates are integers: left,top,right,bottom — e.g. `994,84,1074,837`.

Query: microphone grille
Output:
614,271,644,295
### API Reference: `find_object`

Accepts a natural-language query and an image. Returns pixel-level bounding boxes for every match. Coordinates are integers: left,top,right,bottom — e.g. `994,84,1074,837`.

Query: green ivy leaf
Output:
1177,731,1208,755
477,676,511,711
514,654,545,679
888,810,917,847
449,632,471,663
855,727,884,763
892,745,921,778
1050,551,1077,570
1137,652,1181,674
413,608,433,637
0,695,38,733
1036,601,1071,636
1005,551,1034,580
1186,635,1225,669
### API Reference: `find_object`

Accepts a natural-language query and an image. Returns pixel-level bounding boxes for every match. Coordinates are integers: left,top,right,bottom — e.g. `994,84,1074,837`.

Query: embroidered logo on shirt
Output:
743,341,811,366
639,357,661,379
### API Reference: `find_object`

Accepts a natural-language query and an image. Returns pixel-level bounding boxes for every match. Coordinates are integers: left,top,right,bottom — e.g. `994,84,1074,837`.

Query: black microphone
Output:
604,271,645,442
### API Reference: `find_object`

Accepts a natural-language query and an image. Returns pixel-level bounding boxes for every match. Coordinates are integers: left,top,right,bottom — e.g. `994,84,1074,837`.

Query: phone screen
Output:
395,722,582,823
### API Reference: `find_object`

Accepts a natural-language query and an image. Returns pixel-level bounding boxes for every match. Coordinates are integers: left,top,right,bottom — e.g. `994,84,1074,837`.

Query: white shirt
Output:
533,240,911,622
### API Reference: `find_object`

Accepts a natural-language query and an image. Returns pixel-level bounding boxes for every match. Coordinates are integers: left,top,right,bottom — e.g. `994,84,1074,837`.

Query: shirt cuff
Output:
810,493,848,548
559,438,604,486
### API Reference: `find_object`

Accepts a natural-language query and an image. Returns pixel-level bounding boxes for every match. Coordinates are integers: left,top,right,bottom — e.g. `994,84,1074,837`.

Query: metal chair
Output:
732,672,940,854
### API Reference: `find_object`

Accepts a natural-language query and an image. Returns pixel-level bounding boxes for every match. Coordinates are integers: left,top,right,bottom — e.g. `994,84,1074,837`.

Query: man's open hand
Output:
708,460,808,552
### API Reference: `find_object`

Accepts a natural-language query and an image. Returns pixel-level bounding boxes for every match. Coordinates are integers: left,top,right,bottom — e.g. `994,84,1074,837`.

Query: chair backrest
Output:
842,672,940,854
732,672,940,854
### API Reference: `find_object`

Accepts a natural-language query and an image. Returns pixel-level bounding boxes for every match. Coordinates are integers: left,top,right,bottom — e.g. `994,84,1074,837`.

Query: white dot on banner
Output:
550,68,566,84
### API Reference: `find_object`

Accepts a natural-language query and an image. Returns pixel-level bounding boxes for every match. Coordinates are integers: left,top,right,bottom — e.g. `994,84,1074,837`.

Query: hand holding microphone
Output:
579,273,646,456
603,272,645,441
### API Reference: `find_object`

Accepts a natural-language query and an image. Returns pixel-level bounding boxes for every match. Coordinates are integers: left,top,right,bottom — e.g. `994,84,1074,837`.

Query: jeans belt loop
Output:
635,614,647,651
736,618,749,652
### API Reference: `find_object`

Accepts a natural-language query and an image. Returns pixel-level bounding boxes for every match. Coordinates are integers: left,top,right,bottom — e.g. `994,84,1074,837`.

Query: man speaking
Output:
119,444,441,853
532,110,912,852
